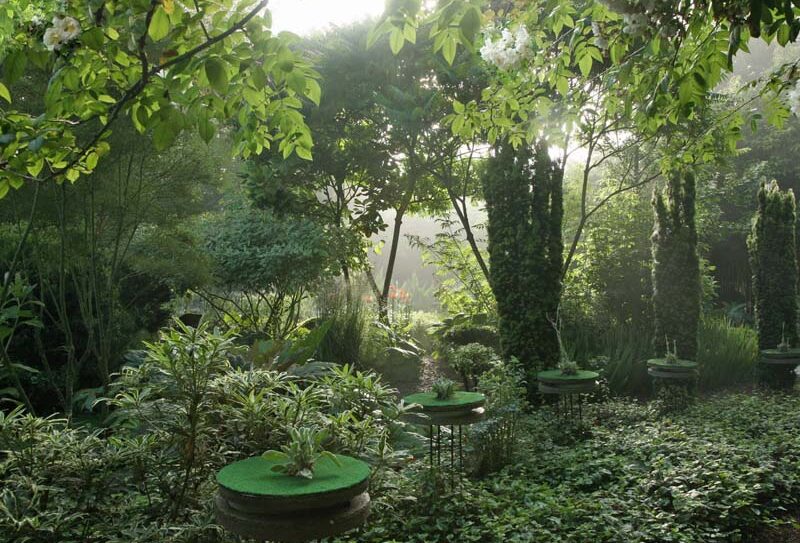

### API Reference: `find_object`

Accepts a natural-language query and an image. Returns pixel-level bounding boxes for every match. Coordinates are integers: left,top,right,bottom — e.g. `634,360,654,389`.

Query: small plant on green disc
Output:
664,336,678,364
558,359,579,376
778,323,791,353
432,377,455,400
262,427,341,479
549,308,578,375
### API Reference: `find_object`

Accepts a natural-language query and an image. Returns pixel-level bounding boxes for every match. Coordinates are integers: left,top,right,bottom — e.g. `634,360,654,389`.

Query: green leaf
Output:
262,450,289,462
295,145,312,161
459,7,482,43
152,125,177,151
305,79,321,106
442,35,457,65
3,50,27,84
390,28,405,54
578,54,593,77
148,6,171,42
85,151,99,170
204,58,228,94
82,27,105,50
0,82,9,103
197,110,215,143
0,180,8,199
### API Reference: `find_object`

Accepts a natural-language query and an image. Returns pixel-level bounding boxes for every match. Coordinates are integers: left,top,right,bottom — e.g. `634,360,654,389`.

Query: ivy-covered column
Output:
748,181,799,387
651,171,701,360
482,141,563,395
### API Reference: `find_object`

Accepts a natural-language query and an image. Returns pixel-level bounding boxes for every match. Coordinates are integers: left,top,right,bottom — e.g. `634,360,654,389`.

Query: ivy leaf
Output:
148,6,171,42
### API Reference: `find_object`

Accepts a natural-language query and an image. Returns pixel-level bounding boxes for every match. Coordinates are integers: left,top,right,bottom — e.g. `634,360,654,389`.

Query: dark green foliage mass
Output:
483,141,564,391
652,171,701,359
748,181,798,350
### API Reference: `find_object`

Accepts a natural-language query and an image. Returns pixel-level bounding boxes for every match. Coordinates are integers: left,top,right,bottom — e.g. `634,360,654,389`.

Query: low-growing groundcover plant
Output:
333,392,800,543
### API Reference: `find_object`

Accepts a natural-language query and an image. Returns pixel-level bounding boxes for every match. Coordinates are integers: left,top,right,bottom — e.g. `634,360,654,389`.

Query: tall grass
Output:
563,315,757,397
315,288,369,366
696,316,757,390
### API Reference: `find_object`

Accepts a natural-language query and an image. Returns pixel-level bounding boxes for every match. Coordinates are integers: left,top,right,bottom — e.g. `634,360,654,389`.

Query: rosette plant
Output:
262,427,340,480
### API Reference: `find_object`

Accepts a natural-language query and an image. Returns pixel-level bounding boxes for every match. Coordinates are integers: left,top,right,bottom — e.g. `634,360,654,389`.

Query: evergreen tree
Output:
483,141,563,393
651,171,701,359
748,181,798,350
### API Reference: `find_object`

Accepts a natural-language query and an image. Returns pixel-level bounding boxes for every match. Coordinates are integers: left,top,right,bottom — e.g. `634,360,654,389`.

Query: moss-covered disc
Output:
760,348,800,364
402,391,485,412
217,454,369,498
647,358,699,371
537,369,599,384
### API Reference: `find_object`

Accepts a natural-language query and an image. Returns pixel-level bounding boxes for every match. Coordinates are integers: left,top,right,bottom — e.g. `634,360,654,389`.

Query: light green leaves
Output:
0,82,10,103
148,6,171,42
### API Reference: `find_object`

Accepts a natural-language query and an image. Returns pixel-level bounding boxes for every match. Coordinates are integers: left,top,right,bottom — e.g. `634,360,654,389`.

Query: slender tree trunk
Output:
447,188,490,282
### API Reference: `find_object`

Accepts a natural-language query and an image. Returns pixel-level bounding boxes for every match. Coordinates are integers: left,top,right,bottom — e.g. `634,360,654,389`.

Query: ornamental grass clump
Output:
262,427,341,480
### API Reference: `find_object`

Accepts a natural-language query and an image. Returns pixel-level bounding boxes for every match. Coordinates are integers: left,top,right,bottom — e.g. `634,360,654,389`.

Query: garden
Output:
2,1,800,542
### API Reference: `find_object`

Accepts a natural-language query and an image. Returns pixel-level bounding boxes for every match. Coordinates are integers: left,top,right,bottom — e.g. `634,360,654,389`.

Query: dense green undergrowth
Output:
341,393,800,543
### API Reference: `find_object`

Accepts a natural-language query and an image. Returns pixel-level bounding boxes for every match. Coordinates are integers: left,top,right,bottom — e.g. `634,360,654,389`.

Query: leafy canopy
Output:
0,0,319,197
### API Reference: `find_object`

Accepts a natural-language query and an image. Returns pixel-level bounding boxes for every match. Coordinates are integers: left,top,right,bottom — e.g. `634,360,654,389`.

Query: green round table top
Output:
216,455,369,498
537,369,599,382
403,391,485,411
761,348,800,358
647,358,699,369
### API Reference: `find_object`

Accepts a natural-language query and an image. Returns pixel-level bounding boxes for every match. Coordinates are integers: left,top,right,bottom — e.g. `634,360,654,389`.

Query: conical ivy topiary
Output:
651,171,701,360
748,181,798,351
482,141,563,395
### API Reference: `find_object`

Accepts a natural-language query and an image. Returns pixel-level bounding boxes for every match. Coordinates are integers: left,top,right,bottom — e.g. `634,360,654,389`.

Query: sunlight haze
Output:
270,0,385,35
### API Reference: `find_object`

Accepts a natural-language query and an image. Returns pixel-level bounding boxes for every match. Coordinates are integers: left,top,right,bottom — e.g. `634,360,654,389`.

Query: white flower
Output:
480,25,531,71
53,15,80,40
513,26,530,55
43,26,63,51
788,80,800,117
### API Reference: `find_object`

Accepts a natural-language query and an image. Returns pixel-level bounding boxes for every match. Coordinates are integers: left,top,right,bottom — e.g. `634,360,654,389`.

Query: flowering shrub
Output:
479,25,530,70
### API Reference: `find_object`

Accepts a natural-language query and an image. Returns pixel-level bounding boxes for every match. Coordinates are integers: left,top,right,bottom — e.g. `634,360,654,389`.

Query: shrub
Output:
652,171,701,360
442,324,500,349
448,342,499,390
748,180,798,351
472,357,528,474
0,321,407,543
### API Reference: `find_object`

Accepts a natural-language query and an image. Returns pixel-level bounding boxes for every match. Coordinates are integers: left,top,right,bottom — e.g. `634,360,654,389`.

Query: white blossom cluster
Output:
597,0,678,38
788,80,800,117
43,15,81,51
479,26,530,70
